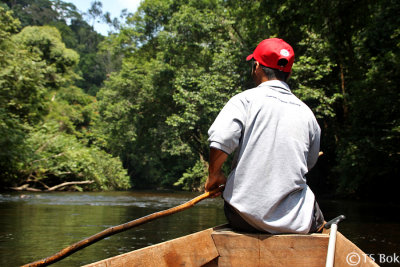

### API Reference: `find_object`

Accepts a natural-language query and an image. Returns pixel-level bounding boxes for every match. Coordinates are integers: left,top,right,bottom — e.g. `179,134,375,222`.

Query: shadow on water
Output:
319,198,400,266
0,191,399,266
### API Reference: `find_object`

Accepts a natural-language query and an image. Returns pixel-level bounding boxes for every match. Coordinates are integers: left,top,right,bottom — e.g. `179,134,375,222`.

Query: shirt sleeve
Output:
208,95,247,155
307,121,321,170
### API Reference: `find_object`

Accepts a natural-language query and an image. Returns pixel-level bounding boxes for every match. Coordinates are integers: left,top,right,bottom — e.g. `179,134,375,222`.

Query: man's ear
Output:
254,61,260,69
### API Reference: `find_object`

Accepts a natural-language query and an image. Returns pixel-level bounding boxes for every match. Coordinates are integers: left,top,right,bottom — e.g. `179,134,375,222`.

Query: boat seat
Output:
204,227,330,267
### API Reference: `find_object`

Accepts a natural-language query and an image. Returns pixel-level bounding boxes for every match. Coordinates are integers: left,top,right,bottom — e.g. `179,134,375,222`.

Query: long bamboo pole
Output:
22,186,224,267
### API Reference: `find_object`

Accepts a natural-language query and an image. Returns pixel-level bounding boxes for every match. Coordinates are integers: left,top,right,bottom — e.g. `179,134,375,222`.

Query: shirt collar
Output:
258,80,291,92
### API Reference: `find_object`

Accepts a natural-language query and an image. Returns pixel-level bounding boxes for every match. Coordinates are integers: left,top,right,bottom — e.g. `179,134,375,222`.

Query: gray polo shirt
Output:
208,80,320,234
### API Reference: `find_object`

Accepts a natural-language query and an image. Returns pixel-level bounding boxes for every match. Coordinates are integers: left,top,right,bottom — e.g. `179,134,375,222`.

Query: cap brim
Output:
246,54,253,61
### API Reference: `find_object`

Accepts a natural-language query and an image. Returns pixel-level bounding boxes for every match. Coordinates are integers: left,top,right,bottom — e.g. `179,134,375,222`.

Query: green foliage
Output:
0,6,130,191
0,9,48,123
0,112,29,186
0,7,48,186
3,0,108,95
25,122,130,190
68,19,106,95
12,25,80,88
290,29,341,119
333,0,400,198
46,85,95,139
96,0,242,189
96,56,178,188
2,0,58,27
95,0,399,198
0,5,19,38
162,3,242,158
1,0,399,198
174,158,208,191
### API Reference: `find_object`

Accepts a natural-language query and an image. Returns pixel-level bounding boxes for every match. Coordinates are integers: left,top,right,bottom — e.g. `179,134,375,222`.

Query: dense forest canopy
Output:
0,0,398,201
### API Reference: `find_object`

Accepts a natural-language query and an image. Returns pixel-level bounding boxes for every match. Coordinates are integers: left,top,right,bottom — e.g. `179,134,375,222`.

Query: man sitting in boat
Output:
205,38,324,234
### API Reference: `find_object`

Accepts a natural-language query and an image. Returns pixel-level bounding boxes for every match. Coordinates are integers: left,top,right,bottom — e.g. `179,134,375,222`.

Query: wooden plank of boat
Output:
334,231,378,267
212,230,329,267
84,226,378,267
83,227,219,267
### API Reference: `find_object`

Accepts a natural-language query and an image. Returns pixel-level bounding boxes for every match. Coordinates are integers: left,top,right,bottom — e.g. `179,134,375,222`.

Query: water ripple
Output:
0,191,218,208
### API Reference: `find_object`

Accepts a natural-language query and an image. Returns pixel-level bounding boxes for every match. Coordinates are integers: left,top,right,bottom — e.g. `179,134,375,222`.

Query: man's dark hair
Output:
261,66,290,82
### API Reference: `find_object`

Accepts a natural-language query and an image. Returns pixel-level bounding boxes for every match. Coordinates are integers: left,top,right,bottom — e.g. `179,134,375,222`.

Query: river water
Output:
0,191,399,266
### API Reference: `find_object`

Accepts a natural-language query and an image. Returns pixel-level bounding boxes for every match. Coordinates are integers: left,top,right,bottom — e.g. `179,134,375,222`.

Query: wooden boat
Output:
83,225,378,267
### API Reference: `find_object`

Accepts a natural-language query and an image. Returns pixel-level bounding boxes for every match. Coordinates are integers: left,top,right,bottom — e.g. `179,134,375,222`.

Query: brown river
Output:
0,191,399,266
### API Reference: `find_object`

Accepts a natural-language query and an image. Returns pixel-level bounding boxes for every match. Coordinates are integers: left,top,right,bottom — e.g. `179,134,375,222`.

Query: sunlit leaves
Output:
0,7,130,190
290,29,340,119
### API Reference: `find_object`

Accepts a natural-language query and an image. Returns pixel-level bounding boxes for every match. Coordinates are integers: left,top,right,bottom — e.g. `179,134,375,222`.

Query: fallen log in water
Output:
10,180,94,192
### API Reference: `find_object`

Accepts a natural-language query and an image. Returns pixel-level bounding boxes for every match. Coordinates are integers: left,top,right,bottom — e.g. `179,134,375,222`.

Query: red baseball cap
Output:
246,38,294,73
